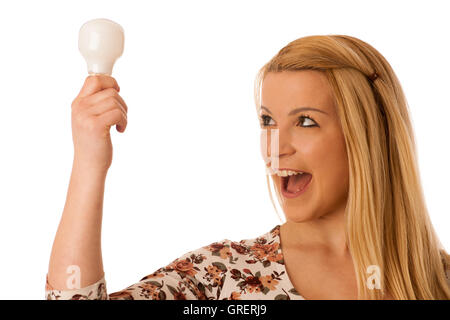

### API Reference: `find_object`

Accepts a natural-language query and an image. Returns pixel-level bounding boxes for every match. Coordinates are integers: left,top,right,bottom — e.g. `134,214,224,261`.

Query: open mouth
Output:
280,173,312,198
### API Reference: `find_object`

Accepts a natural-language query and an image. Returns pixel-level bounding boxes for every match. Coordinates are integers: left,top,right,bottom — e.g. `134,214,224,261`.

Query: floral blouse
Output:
45,224,450,300
45,224,304,300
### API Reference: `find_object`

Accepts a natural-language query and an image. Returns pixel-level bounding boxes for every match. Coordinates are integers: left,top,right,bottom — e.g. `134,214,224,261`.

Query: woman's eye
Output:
259,114,318,127
297,115,317,127
260,115,275,126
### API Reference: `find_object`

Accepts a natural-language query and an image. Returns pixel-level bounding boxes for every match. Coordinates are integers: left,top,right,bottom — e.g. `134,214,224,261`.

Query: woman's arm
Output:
47,162,107,290
46,75,127,291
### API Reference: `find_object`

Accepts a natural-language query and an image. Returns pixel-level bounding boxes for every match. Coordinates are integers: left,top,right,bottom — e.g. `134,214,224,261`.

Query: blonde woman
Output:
46,35,450,300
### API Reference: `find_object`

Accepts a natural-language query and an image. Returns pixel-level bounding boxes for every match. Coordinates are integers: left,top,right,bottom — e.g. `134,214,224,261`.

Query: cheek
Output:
298,135,349,195
315,141,349,200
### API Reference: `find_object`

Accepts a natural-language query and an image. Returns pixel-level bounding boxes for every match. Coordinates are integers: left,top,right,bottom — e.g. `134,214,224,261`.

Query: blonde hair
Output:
254,35,450,299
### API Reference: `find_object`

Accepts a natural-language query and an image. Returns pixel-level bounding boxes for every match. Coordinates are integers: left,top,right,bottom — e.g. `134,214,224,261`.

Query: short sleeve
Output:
45,274,108,300
45,239,232,300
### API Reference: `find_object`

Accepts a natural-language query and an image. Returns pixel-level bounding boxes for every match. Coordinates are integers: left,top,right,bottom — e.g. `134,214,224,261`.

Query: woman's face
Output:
260,70,349,222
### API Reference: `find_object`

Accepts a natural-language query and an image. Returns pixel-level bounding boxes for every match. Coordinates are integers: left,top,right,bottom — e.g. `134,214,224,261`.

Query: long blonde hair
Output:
254,35,450,299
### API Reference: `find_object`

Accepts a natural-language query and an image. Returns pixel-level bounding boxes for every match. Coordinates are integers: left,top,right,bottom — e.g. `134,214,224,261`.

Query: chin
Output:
283,209,317,223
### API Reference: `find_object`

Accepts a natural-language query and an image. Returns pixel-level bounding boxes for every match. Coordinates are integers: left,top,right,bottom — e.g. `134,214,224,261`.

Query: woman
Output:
46,34,450,300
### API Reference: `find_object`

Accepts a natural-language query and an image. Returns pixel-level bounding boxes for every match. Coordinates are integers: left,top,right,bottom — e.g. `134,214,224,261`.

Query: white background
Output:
0,0,448,299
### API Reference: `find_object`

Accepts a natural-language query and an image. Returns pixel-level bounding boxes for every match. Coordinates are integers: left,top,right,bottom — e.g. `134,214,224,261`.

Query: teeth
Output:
276,170,304,177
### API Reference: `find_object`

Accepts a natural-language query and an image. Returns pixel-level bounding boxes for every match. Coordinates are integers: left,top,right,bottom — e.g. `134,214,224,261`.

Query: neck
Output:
280,207,349,257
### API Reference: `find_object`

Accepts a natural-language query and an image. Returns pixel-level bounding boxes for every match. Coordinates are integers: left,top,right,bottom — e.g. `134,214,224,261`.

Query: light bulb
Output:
78,18,124,76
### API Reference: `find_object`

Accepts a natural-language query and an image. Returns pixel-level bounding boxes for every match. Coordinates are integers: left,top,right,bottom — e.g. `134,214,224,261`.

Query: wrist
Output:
72,158,109,177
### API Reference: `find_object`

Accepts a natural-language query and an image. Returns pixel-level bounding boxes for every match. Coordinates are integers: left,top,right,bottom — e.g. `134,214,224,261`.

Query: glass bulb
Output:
78,18,124,76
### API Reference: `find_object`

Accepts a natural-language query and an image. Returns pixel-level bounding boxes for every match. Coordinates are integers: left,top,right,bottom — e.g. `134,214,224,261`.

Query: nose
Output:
277,127,297,158
260,127,296,170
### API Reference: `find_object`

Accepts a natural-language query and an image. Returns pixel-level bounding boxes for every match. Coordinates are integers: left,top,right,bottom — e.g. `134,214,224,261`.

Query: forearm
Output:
47,160,107,290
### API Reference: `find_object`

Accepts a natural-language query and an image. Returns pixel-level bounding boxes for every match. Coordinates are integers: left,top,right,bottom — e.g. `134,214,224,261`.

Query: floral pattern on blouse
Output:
45,224,304,300
45,224,450,300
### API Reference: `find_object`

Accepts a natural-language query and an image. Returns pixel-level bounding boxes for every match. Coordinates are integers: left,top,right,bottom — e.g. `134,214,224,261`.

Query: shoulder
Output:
108,225,293,300
132,225,283,300
198,224,282,265
142,224,282,279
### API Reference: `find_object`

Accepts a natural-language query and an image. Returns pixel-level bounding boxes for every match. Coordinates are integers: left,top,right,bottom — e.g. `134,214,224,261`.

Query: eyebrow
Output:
260,105,329,116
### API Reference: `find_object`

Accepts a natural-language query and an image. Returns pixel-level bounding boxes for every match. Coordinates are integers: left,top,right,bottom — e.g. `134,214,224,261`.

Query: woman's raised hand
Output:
71,75,128,172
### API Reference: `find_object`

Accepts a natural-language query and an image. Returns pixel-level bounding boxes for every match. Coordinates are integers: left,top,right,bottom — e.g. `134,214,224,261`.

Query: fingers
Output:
77,75,120,99
82,87,128,113
88,96,127,121
98,107,128,133
72,74,127,133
